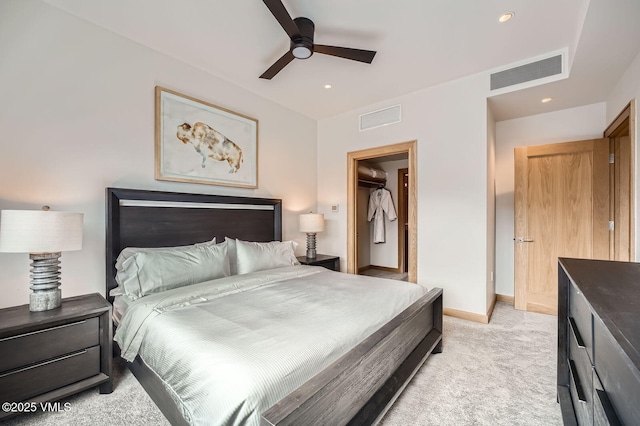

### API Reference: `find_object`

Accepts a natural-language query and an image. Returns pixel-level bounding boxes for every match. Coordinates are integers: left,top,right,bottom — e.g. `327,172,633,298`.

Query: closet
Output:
356,155,408,280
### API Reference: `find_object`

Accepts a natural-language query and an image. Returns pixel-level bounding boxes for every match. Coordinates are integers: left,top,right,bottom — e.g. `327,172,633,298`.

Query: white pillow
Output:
222,237,238,275
115,238,216,270
235,239,299,274
116,241,228,300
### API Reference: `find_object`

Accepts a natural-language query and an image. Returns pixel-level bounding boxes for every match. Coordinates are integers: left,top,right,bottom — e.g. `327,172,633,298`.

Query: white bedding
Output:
114,265,428,426
112,294,133,326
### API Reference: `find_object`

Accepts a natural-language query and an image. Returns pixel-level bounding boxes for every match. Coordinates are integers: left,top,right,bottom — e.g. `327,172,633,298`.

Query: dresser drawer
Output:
593,316,640,426
0,345,100,403
0,317,99,372
568,282,593,362
568,318,593,426
593,373,621,426
568,360,591,426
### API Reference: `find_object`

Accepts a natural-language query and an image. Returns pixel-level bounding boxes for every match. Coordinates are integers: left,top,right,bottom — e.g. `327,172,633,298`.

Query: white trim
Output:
119,200,274,210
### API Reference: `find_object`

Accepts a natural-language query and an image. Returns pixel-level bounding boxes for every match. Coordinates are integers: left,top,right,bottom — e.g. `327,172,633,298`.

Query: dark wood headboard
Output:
105,187,282,303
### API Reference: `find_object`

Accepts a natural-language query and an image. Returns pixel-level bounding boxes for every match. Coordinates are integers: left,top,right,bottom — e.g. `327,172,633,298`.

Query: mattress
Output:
114,265,427,426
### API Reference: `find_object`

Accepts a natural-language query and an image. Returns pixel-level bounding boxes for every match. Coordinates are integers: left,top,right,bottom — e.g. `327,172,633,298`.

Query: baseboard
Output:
486,295,497,323
358,265,372,273
444,294,497,324
496,294,515,304
444,307,490,324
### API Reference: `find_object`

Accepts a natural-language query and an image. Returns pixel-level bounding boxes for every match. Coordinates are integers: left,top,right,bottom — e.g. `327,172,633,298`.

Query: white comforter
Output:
114,265,427,426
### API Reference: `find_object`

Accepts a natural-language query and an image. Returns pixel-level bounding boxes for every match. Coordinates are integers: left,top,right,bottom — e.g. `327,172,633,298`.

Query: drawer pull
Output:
596,389,622,426
569,317,585,348
0,320,87,342
568,360,587,403
0,349,88,378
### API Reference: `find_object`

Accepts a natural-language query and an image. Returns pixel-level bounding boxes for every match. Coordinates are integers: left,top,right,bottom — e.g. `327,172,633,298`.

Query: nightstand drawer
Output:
0,345,100,403
0,317,99,372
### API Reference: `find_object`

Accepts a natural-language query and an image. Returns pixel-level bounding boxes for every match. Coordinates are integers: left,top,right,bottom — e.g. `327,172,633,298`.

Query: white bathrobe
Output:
367,188,397,243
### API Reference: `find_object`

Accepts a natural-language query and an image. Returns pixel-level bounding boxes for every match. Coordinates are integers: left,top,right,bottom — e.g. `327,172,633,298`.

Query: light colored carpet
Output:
4,302,561,425
380,302,562,426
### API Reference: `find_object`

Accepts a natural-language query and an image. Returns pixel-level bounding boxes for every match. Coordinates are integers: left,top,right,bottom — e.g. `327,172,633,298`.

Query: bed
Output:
106,187,443,426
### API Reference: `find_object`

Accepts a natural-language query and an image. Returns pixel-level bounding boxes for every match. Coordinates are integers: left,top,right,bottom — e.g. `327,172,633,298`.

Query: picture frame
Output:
155,86,258,188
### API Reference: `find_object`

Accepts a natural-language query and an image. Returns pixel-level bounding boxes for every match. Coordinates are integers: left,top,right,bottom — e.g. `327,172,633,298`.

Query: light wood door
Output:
514,139,609,314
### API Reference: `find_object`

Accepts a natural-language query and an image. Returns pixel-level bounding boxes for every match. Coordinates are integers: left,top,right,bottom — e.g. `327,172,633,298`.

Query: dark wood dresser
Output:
558,258,640,425
0,293,112,419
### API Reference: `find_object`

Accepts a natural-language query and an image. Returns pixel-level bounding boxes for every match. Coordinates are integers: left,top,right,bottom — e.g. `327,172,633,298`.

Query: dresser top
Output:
559,258,640,371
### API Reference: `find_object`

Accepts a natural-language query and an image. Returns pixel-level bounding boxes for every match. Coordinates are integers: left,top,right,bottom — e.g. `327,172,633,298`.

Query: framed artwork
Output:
155,86,258,188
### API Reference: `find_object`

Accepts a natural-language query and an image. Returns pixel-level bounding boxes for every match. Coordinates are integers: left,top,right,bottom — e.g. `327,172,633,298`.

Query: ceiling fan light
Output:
292,46,312,59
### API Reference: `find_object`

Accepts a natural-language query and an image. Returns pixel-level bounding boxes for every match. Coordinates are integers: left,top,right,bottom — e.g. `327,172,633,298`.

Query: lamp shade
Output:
0,210,83,253
299,213,324,233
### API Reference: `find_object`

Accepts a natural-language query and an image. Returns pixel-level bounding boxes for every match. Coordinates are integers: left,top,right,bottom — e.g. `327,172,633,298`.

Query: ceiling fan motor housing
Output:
291,17,315,59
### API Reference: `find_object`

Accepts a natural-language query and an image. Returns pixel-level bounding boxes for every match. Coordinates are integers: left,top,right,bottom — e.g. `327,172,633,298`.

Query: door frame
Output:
398,167,409,274
347,141,417,283
604,100,636,261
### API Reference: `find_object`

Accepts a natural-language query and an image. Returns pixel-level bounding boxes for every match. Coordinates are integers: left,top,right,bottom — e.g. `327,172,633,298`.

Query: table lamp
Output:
299,212,324,259
0,207,83,311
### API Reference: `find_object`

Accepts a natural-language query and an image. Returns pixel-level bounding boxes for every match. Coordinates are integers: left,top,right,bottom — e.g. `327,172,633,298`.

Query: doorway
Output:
347,141,417,283
514,100,635,314
514,138,610,314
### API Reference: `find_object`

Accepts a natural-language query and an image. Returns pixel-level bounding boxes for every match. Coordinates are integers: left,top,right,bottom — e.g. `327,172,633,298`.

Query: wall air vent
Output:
490,54,563,91
359,104,401,131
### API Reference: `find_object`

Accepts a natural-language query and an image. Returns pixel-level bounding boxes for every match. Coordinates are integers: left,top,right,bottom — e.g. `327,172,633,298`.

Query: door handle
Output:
515,237,534,243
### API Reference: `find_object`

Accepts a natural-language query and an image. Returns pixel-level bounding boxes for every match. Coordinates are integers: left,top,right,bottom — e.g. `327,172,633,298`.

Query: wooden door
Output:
514,139,609,314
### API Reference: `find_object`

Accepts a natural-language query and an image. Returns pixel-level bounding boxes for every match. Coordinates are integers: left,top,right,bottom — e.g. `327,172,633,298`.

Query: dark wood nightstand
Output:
0,293,112,419
297,254,340,271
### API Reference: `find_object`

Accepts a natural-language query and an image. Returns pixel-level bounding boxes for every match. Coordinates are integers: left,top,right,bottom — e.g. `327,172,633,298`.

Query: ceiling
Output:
43,0,640,121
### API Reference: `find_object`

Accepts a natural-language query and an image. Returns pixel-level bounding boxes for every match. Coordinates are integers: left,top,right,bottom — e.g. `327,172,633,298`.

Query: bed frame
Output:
106,187,443,426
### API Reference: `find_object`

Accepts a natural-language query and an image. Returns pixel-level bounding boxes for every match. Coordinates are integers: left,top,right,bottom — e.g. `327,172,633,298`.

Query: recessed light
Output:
541,97,553,103
324,84,332,89
498,12,515,23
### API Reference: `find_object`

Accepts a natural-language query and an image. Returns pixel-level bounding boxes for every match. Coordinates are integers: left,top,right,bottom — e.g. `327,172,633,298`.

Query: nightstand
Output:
0,293,112,419
297,254,340,271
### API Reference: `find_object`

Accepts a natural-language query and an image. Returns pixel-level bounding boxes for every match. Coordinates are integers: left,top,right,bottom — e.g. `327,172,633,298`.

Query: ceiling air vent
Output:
490,54,563,91
359,105,401,131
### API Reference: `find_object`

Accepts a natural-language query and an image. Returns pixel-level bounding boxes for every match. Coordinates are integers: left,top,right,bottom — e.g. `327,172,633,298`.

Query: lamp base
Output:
30,289,61,312
29,252,62,312
305,233,317,259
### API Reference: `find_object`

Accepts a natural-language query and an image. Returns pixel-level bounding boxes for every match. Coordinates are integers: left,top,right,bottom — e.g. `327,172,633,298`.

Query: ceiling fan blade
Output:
260,51,295,79
314,45,377,64
263,0,300,39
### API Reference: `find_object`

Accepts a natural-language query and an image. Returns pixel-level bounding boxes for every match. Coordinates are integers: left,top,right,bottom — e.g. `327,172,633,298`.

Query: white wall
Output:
0,0,317,309
493,103,606,297
606,50,640,258
318,73,491,315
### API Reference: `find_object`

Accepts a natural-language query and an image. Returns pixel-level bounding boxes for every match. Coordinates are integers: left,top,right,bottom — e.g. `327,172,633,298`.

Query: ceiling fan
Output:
260,0,377,79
